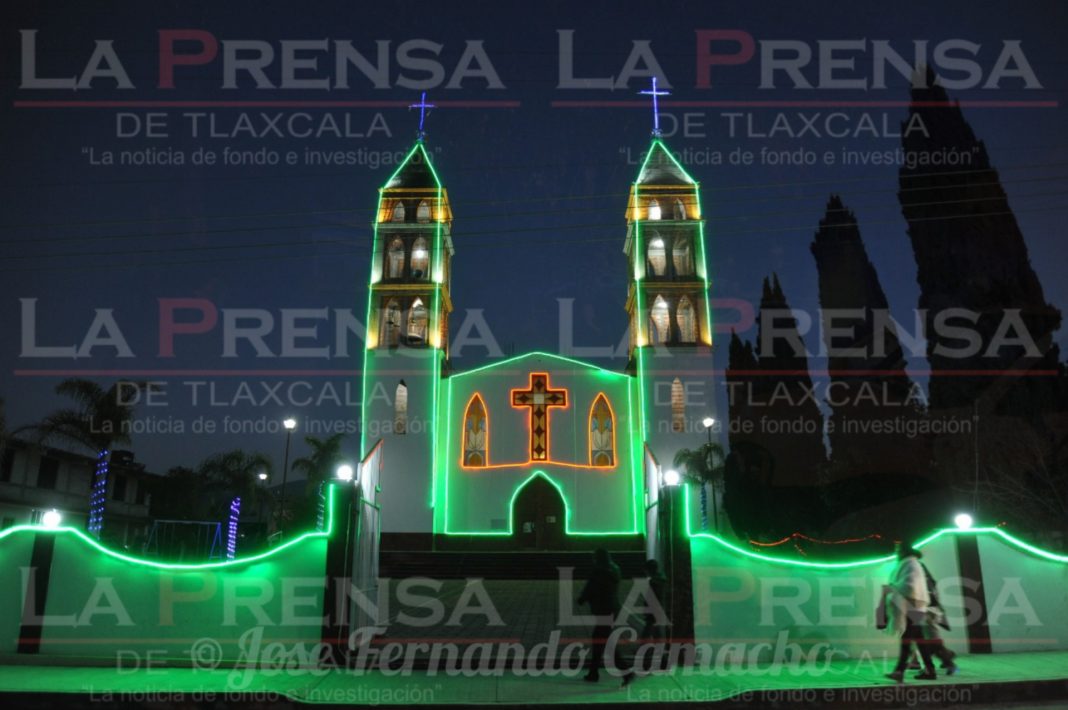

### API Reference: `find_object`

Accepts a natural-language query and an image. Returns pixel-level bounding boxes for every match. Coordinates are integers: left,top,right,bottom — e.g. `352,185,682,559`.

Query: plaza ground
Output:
0,651,1065,708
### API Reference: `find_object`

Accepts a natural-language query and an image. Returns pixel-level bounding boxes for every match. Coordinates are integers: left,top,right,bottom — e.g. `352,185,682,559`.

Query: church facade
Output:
359,132,716,550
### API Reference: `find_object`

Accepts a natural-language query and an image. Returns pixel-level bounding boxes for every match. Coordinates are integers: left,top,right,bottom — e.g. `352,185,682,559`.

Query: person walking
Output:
918,558,960,674
883,543,938,682
577,548,624,683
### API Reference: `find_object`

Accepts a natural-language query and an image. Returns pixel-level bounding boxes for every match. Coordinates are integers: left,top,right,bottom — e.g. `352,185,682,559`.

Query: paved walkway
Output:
0,652,1065,706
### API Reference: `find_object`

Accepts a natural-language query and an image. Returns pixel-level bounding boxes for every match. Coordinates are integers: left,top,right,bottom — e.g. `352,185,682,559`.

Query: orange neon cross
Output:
510,373,568,461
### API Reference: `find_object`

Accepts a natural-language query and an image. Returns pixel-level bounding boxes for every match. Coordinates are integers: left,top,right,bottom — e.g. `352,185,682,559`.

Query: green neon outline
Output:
627,380,641,533
638,139,697,186
0,485,338,571
359,187,385,458
696,219,713,345
681,485,1068,568
452,351,630,380
442,367,639,536
633,180,649,443
444,469,638,536
384,142,442,190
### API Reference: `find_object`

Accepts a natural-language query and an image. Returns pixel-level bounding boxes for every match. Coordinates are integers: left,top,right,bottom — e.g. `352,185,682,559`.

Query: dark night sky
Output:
2,0,1066,474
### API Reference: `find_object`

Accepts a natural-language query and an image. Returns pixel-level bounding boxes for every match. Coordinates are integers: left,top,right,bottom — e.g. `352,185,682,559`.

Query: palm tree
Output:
291,434,346,530
291,433,346,493
674,441,727,531
31,379,151,537
197,449,273,518
35,379,146,453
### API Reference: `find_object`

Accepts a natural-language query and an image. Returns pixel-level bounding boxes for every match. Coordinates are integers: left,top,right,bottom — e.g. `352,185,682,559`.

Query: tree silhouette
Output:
673,441,726,530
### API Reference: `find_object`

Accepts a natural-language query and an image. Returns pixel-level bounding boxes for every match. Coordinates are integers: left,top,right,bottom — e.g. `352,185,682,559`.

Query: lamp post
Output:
279,418,297,536
702,416,718,532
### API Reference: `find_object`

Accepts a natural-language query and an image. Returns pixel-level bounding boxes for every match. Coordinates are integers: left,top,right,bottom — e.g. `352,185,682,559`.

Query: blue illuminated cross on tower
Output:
638,77,670,136
409,91,436,141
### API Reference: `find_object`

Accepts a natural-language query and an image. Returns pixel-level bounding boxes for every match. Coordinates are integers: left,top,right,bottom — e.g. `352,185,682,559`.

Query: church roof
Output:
635,139,696,186
383,141,442,190
451,351,629,380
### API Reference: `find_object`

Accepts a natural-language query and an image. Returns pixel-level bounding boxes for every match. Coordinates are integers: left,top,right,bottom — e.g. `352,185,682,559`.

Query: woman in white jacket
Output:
884,543,938,681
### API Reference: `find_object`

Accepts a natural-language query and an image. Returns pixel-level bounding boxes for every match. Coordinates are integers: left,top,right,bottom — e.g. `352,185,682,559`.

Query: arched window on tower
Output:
381,299,401,347
673,198,686,220
647,236,667,276
463,394,488,467
387,238,405,278
647,199,661,220
677,295,697,343
410,237,429,278
673,239,693,277
391,201,406,222
407,298,428,344
650,295,670,344
395,381,408,434
589,394,615,467
416,200,431,223
671,378,685,432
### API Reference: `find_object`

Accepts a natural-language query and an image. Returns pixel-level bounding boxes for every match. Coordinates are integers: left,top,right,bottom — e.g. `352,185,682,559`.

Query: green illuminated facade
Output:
357,136,716,548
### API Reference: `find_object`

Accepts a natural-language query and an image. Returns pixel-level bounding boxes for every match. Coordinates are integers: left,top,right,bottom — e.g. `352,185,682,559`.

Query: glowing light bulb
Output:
42,509,62,528
954,513,974,530
663,469,680,487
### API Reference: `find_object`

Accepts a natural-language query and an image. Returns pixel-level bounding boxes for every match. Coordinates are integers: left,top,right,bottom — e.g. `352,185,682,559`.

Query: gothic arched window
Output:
387,238,405,278
648,199,661,221
673,240,693,276
391,201,406,222
650,295,670,344
381,299,401,347
407,298,428,343
671,378,685,432
463,394,488,467
589,394,615,467
416,200,431,223
647,236,667,277
395,381,408,434
410,237,429,278
673,198,686,220
677,296,697,343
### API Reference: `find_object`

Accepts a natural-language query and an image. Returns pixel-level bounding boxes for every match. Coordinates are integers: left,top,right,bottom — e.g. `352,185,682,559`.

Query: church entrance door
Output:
512,475,565,550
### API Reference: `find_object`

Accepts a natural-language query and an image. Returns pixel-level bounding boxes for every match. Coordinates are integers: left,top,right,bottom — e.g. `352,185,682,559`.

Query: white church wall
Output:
440,353,640,536
362,347,440,534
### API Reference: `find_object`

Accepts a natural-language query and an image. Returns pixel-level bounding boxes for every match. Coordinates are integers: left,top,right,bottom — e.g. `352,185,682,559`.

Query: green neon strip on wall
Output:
651,138,698,185
359,189,386,458
627,381,641,533
696,219,713,344
0,485,339,571
451,350,630,380
682,485,1068,568
444,469,638,536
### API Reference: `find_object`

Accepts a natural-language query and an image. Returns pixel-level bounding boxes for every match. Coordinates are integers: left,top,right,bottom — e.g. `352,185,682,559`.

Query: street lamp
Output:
279,417,298,536
336,464,354,482
42,509,62,528
257,471,268,482
662,469,681,487
954,513,974,530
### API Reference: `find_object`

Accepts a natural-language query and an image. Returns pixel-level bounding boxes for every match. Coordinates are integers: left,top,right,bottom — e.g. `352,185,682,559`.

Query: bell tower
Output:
624,130,715,473
360,125,453,546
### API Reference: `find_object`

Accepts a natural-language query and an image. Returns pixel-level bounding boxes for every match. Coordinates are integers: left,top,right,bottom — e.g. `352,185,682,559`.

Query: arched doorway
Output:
512,475,565,550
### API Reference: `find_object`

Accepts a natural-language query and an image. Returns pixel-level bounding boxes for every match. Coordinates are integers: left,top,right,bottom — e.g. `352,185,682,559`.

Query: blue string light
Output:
87,449,109,539
226,496,241,561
